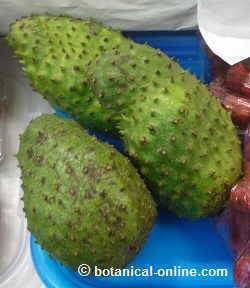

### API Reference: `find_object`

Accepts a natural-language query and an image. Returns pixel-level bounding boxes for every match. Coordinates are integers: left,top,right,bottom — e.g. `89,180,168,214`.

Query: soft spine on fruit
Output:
17,114,156,271
6,15,132,135
87,42,242,219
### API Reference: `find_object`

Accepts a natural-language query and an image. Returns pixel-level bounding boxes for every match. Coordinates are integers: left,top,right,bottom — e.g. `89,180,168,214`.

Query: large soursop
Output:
6,15,131,134
87,42,242,219
17,114,156,271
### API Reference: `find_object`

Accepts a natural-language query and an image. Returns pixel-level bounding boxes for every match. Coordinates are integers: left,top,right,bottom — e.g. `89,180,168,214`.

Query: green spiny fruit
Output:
17,114,156,271
87,43,242,219
6,15,131,135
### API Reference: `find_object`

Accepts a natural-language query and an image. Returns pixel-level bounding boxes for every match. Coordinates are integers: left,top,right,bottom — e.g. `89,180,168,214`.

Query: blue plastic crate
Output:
30,31,233,288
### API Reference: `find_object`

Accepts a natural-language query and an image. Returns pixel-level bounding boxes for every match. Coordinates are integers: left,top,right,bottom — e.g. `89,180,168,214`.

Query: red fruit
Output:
204,44,217,59
212,58,230,79
228,209,249,253
209,79,243,101
205,45,230,78
209,80,250,129
242,58,250,71
230,179,250,214
223,95,250,130
242,73,250,99
245,126,250,162
244,162,250,179
225,63,249,92
209,79,228,101
234,242,250,288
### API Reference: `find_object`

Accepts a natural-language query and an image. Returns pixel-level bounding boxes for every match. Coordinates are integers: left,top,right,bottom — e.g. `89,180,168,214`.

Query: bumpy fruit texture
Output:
87,43,242,219
17,114,156,271
6,15,131,134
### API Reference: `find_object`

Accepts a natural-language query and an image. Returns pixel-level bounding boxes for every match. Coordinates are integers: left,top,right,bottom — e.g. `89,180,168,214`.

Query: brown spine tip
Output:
150,111,157,117
159,149,167,155
171,119,179,124
139,136,147,144
66,167,73,174
148,125,156,133
162,87,168,94
106,165,112,171
155,70,161,76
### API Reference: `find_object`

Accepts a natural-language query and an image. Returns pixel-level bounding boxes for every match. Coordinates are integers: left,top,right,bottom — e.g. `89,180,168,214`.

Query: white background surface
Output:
0,37,50,287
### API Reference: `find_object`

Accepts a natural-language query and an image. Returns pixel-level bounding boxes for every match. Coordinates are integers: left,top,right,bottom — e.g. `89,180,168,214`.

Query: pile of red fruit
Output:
208,49,250,130
207,48,250,288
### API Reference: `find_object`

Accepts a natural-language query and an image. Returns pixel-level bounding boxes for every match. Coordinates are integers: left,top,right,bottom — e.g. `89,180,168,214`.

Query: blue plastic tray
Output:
30,31,234,288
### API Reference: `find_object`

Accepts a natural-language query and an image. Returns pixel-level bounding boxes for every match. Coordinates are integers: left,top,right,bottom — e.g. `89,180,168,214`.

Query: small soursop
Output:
17,114,156,271
6,15,131,135
87,42,242,219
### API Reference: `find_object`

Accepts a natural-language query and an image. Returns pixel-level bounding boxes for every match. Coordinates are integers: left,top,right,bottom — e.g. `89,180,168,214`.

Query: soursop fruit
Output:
17,114,156,271
6,15,131,134
87,42,242,219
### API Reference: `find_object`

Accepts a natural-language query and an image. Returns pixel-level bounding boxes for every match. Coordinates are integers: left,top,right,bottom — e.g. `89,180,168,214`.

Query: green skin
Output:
87,43,242,219
17,114,156,271
6,15,131,135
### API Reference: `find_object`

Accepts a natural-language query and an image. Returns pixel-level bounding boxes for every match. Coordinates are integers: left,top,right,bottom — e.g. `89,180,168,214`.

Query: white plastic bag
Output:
198,0,250,65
